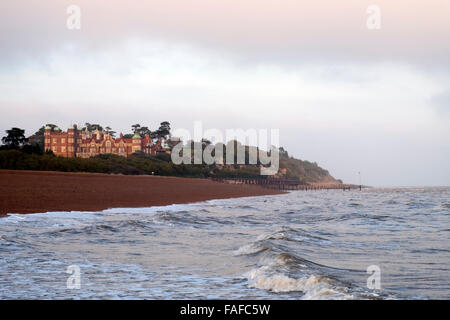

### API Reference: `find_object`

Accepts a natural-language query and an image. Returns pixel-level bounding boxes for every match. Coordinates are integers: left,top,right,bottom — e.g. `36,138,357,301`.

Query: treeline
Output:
0,148,340,183
0,125,340,183
0,149,262,179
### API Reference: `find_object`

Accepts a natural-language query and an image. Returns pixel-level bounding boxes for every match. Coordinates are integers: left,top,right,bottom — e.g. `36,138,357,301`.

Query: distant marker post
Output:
359,171,362,191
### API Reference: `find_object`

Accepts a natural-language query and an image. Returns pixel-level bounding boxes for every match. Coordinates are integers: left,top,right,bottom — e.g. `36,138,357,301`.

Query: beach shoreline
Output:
0,170,285,216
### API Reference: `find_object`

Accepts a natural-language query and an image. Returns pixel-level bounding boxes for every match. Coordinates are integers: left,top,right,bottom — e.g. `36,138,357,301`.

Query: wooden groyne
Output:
211,177,358,191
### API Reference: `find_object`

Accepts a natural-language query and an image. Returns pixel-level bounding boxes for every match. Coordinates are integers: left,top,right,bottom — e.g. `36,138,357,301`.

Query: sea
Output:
0,187,449,299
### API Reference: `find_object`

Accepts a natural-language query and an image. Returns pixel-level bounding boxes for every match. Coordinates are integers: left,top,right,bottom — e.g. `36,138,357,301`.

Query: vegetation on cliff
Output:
0,126,340,183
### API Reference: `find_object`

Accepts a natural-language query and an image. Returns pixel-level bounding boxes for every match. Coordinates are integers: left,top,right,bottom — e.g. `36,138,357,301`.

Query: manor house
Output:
44,124,170,158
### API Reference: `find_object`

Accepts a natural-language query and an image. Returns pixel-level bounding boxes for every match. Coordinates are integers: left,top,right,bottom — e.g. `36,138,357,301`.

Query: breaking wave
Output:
246,266,352,299
235,227,395,300
0,187,448,299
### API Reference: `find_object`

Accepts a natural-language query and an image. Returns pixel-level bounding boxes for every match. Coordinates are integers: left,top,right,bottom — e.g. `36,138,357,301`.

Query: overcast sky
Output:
0,1,449,186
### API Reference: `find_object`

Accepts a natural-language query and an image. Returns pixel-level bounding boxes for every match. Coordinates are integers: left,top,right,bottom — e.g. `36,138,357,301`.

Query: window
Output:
53,138,57,143
61,138,65,143
53,146,57,152
68,138,73,143
61,147,66,152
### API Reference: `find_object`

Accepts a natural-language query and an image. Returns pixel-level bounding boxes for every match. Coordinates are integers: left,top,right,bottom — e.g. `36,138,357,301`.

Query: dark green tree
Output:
83,122,92,131
34,124,58,136
2,127,28,148
105,126,116,137
131,124,141,133
28,124,58,153
157,121,171,138
91,124,103,131
82,123,103,132
138,126,151,137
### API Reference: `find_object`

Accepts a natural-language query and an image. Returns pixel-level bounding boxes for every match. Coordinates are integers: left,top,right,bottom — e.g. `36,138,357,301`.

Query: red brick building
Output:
44,124,170,158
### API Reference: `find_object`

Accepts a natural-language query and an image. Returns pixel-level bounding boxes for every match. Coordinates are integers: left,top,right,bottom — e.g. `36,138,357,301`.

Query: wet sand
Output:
0,170,284,216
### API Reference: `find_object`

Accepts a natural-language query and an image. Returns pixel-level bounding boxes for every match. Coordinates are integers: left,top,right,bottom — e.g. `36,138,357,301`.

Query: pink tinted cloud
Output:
0,0,449,65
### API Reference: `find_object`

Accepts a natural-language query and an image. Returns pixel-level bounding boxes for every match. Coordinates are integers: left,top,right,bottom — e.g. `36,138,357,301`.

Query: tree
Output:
21,143,43,155
84,122,92,131
2,127,28,148
34,124,58,136
82,123,103,132
279,147,289,157
105,126,116,137
150,131,159,139
138,126,151,137
28,124,58,153
131,124,141,133
91,124,103,131
157,121,171,138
